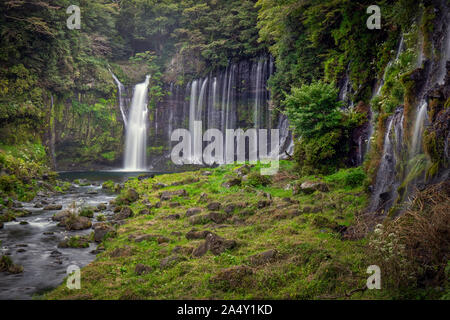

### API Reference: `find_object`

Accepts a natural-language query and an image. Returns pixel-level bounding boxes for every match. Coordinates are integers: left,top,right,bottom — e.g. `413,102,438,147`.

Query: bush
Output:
79,207,94,218
246,172,272,187
325,167,367,188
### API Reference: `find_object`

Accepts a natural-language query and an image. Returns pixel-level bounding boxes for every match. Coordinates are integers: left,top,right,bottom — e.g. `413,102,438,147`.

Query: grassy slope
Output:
44,161,388,300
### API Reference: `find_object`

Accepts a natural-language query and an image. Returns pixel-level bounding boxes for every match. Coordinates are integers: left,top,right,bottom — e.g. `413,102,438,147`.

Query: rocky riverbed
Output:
0,175,123,299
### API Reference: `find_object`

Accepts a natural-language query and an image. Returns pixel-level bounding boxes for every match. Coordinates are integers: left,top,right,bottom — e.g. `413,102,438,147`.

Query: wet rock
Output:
93,223,115,243
97,203,107,211
114,206,132,220
186,207,202,217
63,216,92,231
192,233,237,257
222,178,242,188
16,249,26,253
19,221,28,225
207,202,221,211
44,204,63,211
247,250,278,266
0,222,3,229
12,201,23,208
51,210,71,222
34,203,43,208
210,266,253,289
43,232,54,235
160,255,186,269
135,263,152,275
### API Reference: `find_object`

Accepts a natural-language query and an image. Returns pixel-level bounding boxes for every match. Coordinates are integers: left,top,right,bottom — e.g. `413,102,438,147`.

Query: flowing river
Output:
0,171,155,300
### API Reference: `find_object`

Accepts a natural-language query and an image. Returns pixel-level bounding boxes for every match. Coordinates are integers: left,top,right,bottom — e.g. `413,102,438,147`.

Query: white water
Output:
411,102,428,156
123,75,150,171
110,71,128,127
254,60,264,128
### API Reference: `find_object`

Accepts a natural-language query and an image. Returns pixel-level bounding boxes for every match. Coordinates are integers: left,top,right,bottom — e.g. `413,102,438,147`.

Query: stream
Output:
0,171,152,300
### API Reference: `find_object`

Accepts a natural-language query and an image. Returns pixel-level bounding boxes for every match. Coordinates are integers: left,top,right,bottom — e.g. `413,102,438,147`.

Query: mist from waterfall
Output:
123,75,151,171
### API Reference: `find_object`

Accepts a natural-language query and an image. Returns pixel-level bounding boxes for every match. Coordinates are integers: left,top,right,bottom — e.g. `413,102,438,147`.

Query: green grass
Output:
43,161,388,300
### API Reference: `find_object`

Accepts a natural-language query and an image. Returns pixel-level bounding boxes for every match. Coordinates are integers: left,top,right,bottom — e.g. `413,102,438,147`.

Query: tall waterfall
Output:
147,56,292,167
123,75,151,171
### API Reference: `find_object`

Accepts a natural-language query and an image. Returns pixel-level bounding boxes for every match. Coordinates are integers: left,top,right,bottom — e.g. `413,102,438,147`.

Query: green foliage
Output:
246,172,272,187
325,167,367,188
79,207,94,219
285,81,342,139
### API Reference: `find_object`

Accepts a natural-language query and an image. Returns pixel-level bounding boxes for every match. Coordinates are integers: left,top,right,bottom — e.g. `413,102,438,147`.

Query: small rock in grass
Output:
135,263,152,275
186,207,202,217
207,202,221,211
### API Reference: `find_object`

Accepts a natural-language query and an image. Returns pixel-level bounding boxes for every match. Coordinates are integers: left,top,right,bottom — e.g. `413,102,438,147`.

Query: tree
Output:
284,81,342,139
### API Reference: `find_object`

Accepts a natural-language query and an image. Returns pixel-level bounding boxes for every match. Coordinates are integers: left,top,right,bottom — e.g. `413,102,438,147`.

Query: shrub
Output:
246,172,272,187
325,167,367,188
79,207,94,218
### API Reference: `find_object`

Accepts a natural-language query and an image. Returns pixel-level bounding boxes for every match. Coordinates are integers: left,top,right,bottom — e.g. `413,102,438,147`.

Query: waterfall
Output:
110,71,128,127
254,59,264,128
366,34,405,156
123,75,151,171
411,102,428,156
369,115,396,212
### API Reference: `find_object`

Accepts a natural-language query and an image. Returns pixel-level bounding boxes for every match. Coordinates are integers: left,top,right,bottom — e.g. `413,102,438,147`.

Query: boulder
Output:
44,204,63,211
208,212,227,224
207,202,221,211
93,223,115,242
63,216,92,231
97,203,107,211
135,263,152,275
294,181,329,195
160,255,186,269
160,189,188,201
192,233,236,257
114,206,132,220
222,178,242,188
124,188,139,203
186,207,202,217
185,229,212,240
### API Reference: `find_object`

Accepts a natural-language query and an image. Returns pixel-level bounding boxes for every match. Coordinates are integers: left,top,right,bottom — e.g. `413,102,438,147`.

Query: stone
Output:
64,216,92,231
186,207,202,217
0,222,3,229
135,263,152,275
124,188,139,203
160,189,188,201
165,214,180,220
247,249,278,266
52,211,71,222
19,221,28,225
202,171,213,176
114,206,132,220
44,204,63,211
189,214,209,225
294,181,329,195
97,203,107,211
138,209,150,216
34,203,43,208
207,202,221,211
93,223,115,243
185,229,212,240
109,246,133,258
192,233,237,257
222,178,242,188
160,255,186,269
223,202,245,214
208,212,227,224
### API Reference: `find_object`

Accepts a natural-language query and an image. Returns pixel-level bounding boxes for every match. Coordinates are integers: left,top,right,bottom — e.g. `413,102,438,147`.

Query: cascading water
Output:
147,56,292,167
411,102,429,156
123,75,151,171
110,71,128,127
